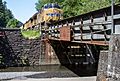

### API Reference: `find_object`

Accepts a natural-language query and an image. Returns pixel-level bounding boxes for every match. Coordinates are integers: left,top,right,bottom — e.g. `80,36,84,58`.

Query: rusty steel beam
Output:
49,37,109,46
59,26,71,41
74,41,109,46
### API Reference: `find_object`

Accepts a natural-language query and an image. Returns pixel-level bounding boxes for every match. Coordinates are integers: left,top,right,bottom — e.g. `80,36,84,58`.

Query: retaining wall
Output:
0,31,60,66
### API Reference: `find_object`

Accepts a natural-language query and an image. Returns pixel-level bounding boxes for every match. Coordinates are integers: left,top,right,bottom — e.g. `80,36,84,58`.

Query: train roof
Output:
24,12,39,24
43,3,61,9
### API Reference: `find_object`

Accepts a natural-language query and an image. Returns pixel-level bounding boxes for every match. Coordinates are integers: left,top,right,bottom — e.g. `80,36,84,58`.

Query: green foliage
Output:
4,9,13,25
61,0,111,17
0,0,14,27
0,0,6,27
35,0,64,11
3,1,14,25
7,18,21,28
21,29,41,39
35,0,120,18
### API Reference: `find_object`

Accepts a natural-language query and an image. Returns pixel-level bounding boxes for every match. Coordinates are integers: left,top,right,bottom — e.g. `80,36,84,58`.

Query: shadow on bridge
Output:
48,39,105,76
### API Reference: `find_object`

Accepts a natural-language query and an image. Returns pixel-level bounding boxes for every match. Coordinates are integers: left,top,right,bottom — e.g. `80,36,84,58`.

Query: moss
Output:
21,29,41,39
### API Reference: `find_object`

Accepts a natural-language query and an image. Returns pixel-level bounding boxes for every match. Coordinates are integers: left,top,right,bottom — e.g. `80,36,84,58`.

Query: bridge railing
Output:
44,4,120,46
0,28,21,31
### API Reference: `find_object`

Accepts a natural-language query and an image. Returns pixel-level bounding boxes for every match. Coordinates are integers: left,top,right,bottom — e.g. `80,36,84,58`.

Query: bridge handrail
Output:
0,28,21,31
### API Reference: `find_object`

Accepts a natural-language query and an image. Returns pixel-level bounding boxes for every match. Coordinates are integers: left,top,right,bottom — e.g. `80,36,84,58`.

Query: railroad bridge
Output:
0,4,120,80
41,4,120,65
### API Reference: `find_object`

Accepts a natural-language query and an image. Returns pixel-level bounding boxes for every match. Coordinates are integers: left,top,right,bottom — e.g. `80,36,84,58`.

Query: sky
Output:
3,0,38,23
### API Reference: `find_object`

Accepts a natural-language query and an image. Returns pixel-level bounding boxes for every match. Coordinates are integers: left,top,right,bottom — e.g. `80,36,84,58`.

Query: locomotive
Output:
23,3,63,29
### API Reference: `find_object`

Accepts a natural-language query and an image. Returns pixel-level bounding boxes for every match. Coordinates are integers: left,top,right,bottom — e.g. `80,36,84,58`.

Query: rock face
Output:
5,31,41,66
97,34,120,81
0,31,59,66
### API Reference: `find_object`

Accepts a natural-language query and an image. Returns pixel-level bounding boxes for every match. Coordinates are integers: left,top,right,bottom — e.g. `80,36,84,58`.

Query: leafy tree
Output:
4,9,13,25
35,0,64,11
62,0,82,17
3,1,14,25
62,0,111,17
0,0,5,27
7,18,22,28
35,0,120,18
0,0,14,27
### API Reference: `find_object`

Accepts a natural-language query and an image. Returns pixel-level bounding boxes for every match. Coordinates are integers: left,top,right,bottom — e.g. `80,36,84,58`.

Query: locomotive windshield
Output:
44,3,61,9
46,13,61,17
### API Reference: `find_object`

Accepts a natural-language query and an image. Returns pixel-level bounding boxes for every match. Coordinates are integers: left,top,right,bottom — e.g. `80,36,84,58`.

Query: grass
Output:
21,29,41,39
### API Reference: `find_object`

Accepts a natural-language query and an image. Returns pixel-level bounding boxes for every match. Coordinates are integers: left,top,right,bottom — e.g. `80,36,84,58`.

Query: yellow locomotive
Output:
23,3,63,29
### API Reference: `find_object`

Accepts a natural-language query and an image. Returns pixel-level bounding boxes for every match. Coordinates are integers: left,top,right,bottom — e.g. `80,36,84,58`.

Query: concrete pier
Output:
97,34,120,81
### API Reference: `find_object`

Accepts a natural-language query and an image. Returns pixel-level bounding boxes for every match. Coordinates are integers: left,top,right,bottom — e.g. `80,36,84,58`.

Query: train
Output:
22,3,63,29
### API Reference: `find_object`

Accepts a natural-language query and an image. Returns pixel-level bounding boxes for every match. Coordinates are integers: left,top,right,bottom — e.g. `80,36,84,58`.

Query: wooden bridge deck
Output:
43,4,120,46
